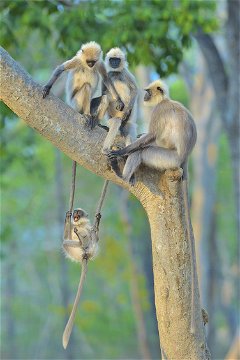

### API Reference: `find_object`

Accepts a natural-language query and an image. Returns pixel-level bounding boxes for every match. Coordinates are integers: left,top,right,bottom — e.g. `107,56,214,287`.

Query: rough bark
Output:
0,46,210,359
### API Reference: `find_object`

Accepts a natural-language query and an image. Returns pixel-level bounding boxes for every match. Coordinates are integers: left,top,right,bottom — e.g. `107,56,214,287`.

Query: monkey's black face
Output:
109,57,121,69
86,60,97,68
73,209,86,222
144,89,152,101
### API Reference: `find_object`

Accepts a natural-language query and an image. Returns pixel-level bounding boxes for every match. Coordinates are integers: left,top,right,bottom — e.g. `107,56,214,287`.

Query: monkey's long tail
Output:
62,258,88,349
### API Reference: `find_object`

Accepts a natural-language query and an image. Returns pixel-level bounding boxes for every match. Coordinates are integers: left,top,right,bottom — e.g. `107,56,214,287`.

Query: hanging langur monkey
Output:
110,79,198,334
62,162,109,349
91,48,138,155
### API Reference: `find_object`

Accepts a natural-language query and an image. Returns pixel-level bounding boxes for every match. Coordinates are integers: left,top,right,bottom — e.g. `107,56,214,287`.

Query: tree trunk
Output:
0,46,210,359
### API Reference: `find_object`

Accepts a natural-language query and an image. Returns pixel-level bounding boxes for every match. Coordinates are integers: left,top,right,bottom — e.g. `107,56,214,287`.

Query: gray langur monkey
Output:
62,208,98,349
110,79,198,334
42,41,124,128
93,47,138,154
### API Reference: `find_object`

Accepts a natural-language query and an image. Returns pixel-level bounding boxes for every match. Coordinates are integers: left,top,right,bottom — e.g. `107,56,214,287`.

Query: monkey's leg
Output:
122,151,142,184
124,122,137,146
102,117,122,154
141,147,181,170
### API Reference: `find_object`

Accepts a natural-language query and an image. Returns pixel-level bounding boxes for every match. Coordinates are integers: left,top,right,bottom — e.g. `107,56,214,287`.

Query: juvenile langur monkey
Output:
42,41,124,128
94,47,138,154
110,80,198,334
62,208,98,349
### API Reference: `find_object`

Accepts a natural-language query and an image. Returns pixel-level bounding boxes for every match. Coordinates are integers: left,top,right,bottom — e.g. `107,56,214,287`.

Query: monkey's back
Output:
150,99,197,161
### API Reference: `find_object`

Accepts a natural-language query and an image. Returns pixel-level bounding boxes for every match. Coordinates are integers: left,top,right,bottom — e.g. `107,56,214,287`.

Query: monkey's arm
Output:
97,61,124,111
109,133,155,157
124,71,138,113
63,211,72,240
42,56,80,98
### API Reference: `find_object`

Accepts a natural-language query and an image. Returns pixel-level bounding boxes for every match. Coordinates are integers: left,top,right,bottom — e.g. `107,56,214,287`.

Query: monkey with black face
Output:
93,48,138,154
110,80,198,334
42,41,124,128
62,208,98,349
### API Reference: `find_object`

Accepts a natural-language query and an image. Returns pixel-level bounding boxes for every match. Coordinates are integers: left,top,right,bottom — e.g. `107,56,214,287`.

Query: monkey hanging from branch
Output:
109,79,198,334
62,162,109,349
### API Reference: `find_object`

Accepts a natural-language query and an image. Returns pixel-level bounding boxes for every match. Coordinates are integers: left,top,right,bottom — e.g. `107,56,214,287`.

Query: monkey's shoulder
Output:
155,100,193,118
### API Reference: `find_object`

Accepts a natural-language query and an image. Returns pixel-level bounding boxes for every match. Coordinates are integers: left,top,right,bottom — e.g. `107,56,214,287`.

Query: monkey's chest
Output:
72,70,99,94
113,80,131,102
109,80,131,117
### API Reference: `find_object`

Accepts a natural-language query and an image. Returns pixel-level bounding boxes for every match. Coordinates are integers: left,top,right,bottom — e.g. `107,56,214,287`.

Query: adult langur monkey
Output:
42,41,124,128
110,79,198,334
91,47,138,154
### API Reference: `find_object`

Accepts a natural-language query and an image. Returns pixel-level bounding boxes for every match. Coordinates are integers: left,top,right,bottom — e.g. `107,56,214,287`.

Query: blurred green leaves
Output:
1,0,218,76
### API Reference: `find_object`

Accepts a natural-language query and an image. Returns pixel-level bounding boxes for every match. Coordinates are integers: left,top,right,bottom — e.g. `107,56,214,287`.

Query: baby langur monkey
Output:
110,80,198,334
62,208,98,349
42,41,124,128
94,47,138,154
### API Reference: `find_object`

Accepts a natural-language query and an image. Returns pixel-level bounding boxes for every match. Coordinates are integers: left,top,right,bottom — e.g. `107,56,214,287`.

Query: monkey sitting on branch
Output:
42,41,124,129
110,79,198,334
91,47,138,154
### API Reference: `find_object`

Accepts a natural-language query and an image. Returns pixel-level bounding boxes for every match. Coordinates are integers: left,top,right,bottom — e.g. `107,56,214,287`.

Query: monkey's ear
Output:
157,86,164,94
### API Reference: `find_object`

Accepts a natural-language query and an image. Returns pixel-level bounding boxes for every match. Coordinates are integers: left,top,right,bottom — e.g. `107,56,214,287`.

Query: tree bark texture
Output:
0,47,210,359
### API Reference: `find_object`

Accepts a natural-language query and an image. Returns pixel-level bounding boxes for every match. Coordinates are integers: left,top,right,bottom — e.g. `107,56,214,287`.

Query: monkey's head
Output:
105,47,127,72
78,41,102,68
144,80,169,106
72,208,89,225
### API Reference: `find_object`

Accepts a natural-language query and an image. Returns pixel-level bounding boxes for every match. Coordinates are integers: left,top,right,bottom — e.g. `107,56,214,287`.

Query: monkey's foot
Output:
102,147,110,155
84,114,97,130
110,158,122,178
42,85,51,98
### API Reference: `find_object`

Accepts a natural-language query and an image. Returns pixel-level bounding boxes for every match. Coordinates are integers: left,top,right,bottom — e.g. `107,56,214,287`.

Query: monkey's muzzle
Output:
109,57,121,69
87,60,96,68
144,89,151,101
